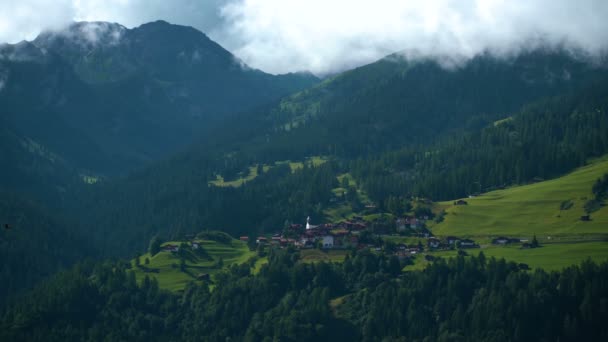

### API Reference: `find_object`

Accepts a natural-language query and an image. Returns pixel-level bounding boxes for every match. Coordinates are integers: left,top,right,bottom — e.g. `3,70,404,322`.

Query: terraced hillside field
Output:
131,238,255,292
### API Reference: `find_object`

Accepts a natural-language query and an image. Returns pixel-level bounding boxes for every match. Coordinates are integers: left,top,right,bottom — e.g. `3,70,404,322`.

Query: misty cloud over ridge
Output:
1,0,607,74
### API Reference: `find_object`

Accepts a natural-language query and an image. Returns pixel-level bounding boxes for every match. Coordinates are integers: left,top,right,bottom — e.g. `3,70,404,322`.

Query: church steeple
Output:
306,216,311,230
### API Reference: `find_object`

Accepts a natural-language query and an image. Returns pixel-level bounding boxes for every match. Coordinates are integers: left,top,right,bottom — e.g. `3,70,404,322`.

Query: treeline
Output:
2,250,607,341
350,79,608,201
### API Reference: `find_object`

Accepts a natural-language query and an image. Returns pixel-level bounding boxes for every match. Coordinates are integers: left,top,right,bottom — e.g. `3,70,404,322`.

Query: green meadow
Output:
406,241,608,272
432,156,608,239
299,249,349,263
210,156,327,188
131,239,255,292
423,156,608,271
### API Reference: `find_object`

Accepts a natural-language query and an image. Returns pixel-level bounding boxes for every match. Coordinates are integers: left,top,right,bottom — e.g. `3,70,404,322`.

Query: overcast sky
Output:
1,0,607,74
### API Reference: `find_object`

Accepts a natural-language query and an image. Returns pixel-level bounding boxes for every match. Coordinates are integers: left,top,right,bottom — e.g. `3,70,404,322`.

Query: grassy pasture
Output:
131,239,255,292
432,156,608,239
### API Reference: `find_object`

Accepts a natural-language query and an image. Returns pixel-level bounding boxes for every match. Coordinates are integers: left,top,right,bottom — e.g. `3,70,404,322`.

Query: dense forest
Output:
0,193,91,307
2,249,606,341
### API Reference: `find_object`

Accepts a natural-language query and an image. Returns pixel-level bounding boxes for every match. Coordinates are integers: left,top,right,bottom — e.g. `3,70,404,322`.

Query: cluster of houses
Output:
243,216,367,250
244,216,484,259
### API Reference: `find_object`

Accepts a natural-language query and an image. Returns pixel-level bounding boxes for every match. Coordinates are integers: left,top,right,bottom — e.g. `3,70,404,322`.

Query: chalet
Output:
239,236,249,242
454,199,468,205
162,244,179,252
256,237,268,244
191,242,200,249
427,238,441,249
395,250,410,260
322,235,334,249
396,219,407,232
446,236,460,245
332,229,349,237
581,215,591,221
196,273,210,281
397,244,407,250
459,239,477,248
492,237,509,245
492,237,520,245
406,217,420,229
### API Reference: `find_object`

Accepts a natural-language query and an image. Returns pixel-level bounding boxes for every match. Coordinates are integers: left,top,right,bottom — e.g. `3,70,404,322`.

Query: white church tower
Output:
306,216,311,230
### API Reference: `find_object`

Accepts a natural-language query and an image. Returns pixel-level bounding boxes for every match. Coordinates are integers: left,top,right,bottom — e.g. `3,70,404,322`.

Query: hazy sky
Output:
1,0,607,74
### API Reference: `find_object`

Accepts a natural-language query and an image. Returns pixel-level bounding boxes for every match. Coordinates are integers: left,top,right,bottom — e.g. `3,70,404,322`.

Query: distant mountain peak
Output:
34,21,127,50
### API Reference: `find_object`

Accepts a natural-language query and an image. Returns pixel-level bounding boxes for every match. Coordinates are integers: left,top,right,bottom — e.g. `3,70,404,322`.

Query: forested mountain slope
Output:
68,50,608,257
0,20,318,202
205,50,608,165
0,193,91,307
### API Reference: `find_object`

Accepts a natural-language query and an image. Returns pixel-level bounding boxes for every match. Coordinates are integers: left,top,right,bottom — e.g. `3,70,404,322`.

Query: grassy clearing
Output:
131,239,255,292
413,242,608,272
433,156,608,238
299,249,349,263
252,257,268,274
210,156,327,188
325,173,373,222
277,156,327,172
325,203,357,222
474,241,608,271
210,165,270,187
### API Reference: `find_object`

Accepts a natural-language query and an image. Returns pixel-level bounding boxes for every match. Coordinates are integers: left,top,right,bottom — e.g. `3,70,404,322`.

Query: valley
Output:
1,12,608,340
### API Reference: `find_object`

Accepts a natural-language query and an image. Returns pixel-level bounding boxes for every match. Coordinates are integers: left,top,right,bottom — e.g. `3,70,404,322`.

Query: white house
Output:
322,235,334,249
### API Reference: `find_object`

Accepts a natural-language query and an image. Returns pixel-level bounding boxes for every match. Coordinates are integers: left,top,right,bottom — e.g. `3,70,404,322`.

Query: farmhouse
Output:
196,273,210,281
256,236,268,244
322,235,334,248
492,237,521,245
162,244,179,252
446,236,460,245
459,239,478,248
427,237,441,249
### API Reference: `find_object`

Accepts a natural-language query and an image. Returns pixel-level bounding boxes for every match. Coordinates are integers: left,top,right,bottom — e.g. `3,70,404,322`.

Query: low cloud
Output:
219,0,608,74
1,1,607,74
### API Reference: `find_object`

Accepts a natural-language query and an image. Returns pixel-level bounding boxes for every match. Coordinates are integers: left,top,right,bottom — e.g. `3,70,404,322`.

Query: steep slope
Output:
0,193,91,307
0,20,318,201
0,119,78,204
229,50,608,161
432,156,608,237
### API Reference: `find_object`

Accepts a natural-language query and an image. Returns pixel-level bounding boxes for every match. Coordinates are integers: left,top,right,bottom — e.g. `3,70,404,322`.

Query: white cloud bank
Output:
1,0,607,74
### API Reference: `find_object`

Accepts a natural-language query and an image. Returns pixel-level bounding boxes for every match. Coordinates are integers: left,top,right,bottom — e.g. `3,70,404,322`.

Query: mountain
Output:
65,49,608,256
0,20,318,201
208,49,607,163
